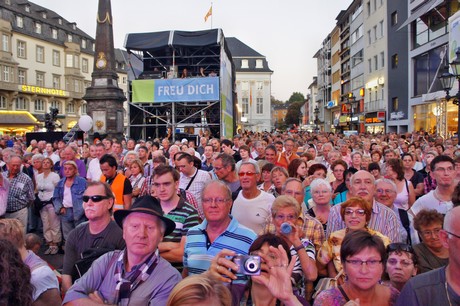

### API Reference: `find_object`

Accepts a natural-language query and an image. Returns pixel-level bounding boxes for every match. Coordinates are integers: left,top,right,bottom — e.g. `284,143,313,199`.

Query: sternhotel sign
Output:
18,85,69,97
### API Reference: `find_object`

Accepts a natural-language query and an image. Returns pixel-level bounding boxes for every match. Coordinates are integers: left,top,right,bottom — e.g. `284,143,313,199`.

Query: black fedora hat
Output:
114,195,175,236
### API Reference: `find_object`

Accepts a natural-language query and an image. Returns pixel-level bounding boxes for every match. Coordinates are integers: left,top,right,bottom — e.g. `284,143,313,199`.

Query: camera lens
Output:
244,258,259,273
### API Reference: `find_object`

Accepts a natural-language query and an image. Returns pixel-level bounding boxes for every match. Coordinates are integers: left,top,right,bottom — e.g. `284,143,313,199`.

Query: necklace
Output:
445,282,452,306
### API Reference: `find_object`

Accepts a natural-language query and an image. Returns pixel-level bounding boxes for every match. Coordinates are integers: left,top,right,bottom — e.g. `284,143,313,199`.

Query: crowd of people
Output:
0,130,459,305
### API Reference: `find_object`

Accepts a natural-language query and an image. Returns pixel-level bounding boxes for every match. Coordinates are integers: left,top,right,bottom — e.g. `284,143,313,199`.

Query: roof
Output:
226,37,273,73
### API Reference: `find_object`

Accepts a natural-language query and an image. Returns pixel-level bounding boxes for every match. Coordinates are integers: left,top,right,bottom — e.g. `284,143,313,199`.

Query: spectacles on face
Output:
344,208,366,216
274,214,297,221
238,172,256,177
82,195,110,203
213,166,225,171
387,258,414,267
444,230,460,239
202,198,229,205
345,259,382,268
420,228,442,237
376,188,396,194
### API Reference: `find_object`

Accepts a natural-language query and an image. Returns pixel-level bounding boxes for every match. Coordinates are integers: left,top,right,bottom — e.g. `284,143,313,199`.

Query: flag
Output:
249,87,253,106
204,6,212,22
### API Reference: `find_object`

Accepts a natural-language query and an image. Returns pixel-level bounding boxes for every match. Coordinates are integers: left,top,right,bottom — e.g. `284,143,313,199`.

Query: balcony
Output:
364,99,386,112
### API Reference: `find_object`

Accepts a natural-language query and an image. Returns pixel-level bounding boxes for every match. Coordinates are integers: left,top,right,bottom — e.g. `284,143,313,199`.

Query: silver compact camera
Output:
232,254,261,276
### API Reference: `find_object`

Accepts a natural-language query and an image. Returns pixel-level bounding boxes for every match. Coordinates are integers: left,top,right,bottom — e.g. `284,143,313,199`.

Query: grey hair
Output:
310,178,332,193
281,177,302,193
375,178,397,192
240,161,260,174
202,180,232,200
31,153,45,162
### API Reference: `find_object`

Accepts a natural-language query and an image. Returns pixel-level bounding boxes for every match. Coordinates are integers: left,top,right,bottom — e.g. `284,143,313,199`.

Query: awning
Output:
0,111,39,126
397,0,444,31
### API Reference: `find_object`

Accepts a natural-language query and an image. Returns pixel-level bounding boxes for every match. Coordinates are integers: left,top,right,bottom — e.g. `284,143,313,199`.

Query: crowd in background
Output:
0,130,459,305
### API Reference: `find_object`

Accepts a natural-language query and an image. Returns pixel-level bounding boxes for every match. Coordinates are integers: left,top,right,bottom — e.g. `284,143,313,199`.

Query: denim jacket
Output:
52,176,87,221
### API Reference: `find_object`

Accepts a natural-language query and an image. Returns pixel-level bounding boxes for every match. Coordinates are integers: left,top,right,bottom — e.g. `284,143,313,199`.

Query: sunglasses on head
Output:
82,195,110,203
387,243,414,254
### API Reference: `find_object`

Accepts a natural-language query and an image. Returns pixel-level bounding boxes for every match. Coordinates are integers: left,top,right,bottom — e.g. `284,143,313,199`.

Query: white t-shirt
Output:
232,190,275,235
87,158,102,182
62,185,73,208
410,190,453,216
36,172,60,202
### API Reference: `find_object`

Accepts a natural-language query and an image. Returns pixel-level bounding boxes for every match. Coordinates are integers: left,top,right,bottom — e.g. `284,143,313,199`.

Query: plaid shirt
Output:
3,171,34,212
179,168,212,211
302,214,326,252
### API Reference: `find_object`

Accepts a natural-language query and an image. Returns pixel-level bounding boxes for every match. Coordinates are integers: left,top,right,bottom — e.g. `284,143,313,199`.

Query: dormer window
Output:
67,34,72,42
25,5,30,12
58,18,62,25
81,39,86,49
16,16,23,28
241,59,249,69
72,24,77,30
34,22,42,34
42,12,47,19
256,59,263,68
5,0,11,5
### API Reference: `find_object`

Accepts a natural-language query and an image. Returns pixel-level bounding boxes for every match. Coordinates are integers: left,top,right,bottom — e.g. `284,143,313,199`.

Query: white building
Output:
226,37,273,132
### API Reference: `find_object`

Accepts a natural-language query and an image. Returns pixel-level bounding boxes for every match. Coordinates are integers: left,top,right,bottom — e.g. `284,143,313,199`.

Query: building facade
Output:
227,37,273,132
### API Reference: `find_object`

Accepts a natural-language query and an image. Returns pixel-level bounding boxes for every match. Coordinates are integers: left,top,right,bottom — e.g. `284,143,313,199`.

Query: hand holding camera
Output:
208,249,261,283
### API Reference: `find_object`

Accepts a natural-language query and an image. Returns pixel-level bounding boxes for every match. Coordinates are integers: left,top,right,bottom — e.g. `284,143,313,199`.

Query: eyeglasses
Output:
376,188,396,194
238,172,256,177
387,243,414,254
387,258,414,267
420,228,442,237
345,259,382,268
274,214,297,221
444,230,460,239
344,208,366,216
213,166,225,171
202,198,229,205
82,195,110,203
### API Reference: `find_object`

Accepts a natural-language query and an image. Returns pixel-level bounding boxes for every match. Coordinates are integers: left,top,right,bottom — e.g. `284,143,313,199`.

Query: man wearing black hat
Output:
63,196,182,305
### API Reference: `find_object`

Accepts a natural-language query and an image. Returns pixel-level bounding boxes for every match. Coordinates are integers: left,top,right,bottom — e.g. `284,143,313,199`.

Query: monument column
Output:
83,0,126,140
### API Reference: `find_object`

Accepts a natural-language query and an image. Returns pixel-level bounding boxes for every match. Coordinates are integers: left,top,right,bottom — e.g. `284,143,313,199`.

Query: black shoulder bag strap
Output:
398,208,412,245
185,169,199,190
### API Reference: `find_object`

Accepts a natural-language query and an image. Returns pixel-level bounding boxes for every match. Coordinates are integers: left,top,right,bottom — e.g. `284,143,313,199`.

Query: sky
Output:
32,0,348,101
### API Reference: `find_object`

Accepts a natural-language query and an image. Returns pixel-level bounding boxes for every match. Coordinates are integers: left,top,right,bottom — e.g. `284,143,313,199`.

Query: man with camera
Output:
183,180,257,300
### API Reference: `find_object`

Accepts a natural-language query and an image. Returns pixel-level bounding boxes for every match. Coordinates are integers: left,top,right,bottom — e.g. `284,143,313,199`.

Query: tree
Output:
270,95,284,107
287,92,305,106
285,101,304,126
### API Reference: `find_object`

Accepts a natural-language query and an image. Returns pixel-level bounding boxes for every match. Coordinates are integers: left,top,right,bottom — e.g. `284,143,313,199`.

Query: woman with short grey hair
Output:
307,178,333,233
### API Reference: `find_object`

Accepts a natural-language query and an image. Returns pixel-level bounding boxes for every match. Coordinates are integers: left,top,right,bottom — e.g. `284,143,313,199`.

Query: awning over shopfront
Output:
397,0,444,31
0,111,39,133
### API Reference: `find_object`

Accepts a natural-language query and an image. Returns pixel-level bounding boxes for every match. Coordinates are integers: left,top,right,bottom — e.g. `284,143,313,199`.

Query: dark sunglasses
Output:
82,195,110,203
387,243,414,254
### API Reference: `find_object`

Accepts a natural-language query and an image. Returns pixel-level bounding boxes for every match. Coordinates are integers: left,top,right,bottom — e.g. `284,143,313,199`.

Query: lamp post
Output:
439,48,460,142
346,93,357,130
314,105,320,133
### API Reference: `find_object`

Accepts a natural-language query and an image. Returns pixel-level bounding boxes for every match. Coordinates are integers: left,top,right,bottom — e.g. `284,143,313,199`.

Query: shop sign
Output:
365,117,382,123
339,115,349,123
390,111,405,120
326,100,336,109
19,85,69,97
377,111,385,121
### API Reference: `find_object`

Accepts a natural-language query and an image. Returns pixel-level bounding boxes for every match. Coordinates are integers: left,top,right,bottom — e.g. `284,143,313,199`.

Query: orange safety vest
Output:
101,173,126,211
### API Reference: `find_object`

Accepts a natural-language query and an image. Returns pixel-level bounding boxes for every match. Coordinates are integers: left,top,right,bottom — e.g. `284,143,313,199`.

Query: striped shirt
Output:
325,200,401,243
184,216,257,283
163,198,201,244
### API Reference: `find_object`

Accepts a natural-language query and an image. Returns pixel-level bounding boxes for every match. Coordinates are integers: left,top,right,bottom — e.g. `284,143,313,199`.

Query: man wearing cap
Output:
63,195,181,305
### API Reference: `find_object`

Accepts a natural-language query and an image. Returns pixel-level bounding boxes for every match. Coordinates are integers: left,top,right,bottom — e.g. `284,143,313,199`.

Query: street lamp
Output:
439,48,460,142
314,105,320,133
346,93,357,130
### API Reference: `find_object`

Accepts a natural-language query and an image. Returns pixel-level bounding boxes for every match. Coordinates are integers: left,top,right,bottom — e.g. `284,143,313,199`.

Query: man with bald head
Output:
326,170,401,242
396,206,460,305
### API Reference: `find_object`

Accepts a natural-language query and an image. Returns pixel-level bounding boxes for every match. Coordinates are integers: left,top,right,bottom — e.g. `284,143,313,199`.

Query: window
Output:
53,75,60,89
25,5,30,12
2,34,9,52
50,100,60,112
81,103,87,115
380,51,385,68
256,59,263,68
36,72,45,87
15,97,27,110
241,59,249,68
52,28,58,39
3,65,11,82
18,69,26,84
66,54,79,68
52,50,60,66
74,79,80,92
257,81,263,90
368,59,372,73
58,18,62,25
16,16,23,28
67,34,72,42
391,54,398,68
242,97,249,114
36,46,44,63
373,25,378,41
42,12,47,19
17,40,26,58
0,96,6,109
34,22,42,34
82,58,88,73
81,39,87,49
367,1,370,16
66,101,75,113
122,76,127,84
374,55,378,70
392,97,399,112
241,81,249,91
367,30,371,45
352,50,364,67
380,20,384,38
391,12,398,26
256,98,263,114
34,99,44,112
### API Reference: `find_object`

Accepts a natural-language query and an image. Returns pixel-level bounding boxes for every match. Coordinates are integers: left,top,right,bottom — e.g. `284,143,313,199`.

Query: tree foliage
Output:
287,92,305,106
285,101,304,126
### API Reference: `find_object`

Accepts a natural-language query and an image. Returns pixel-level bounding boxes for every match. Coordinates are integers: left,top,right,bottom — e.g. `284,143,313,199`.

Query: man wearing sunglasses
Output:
396,206,460,306
61,181,125,295
232,162,275,234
